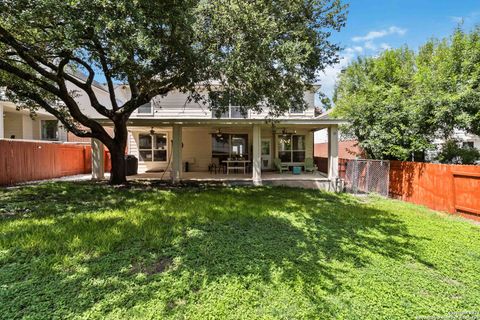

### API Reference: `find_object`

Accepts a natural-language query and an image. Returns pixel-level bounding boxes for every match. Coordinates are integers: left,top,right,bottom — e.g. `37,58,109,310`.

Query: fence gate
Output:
344,159,390,196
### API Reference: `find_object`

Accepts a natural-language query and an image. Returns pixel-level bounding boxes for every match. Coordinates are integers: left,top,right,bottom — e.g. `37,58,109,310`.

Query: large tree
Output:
0,0,347,184
333,47,432,160
334,27,480,161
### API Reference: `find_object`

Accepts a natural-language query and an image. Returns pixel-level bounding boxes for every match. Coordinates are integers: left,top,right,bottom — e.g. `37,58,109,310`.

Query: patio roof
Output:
97,117,348,128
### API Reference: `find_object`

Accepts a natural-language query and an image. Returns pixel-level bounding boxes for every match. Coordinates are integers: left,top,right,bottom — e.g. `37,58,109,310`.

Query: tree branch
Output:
92,38,119,111
0,26,113,119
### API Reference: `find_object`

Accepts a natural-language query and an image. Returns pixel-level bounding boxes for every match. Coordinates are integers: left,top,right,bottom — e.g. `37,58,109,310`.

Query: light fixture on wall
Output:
149,127,155,136
211,128,225,142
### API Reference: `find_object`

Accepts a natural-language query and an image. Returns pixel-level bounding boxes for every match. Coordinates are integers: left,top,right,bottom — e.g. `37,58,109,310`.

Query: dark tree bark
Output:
108,143,127,185
106,117,129,185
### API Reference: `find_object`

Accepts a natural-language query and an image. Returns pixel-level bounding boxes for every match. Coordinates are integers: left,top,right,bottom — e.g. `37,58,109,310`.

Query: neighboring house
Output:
0,88,68,141
315,127,479,162
315,139,363,160
425,129,480,162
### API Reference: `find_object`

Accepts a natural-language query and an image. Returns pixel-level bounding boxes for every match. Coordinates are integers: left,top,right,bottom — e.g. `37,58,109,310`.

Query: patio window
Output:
277,134,305,163
212,133,248,161
41,120,59,141
139,133,167,162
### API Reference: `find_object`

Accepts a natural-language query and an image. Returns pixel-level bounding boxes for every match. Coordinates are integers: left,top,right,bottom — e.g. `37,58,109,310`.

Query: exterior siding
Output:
129,128,172,172
182,128,212,171
4,112,23,139
130,90,317,120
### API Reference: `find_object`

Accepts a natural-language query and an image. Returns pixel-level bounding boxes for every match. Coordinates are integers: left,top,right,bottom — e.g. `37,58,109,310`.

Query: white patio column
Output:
171,124,182,183
252,124,262,185
0,105,4,139
328,125,339,180
91,138,105,180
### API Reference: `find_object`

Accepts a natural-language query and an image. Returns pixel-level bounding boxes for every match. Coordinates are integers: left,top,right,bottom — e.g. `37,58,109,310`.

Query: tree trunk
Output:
108,143,127,185
106,116,130,185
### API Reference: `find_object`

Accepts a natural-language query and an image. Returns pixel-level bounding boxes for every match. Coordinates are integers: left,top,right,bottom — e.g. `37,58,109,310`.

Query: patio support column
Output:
0,104,4,139
171,124,182,183
328,125,339,180
91,138,105,180
252,124,262,185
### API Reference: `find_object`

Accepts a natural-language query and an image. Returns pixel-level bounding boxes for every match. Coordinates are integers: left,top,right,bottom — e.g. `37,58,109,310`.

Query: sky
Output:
317,0,480,102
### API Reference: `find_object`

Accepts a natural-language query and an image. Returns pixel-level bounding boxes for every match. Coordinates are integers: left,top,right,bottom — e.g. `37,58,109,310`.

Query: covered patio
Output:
91,117,346,191
128,171,332,189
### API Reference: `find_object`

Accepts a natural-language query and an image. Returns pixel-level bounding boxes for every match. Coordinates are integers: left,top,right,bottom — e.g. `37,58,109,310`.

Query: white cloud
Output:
345,46,364,54
380,43,391,50
317,48,358,100
450,16,464,24
364,41,377,51
352,26,407,42
450,11,480,25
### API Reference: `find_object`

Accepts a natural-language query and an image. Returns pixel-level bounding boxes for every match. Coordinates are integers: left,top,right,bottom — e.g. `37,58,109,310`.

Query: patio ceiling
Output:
97,117,347,130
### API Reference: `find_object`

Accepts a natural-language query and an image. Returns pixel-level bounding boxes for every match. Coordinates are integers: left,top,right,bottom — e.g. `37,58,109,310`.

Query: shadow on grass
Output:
0,182,431,318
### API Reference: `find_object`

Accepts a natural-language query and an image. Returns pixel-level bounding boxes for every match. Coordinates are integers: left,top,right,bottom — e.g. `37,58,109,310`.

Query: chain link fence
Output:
344,159,390,196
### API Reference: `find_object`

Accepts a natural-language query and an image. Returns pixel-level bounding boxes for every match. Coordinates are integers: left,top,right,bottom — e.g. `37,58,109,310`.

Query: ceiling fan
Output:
279,128,297,137
211,128,225,139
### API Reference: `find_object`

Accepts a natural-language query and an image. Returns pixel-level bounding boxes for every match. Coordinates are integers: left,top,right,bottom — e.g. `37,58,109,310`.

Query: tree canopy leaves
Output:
334,27,480,161
0,0,347,183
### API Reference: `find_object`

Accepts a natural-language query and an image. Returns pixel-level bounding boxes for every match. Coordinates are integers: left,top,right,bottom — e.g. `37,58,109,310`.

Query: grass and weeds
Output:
0,182,479,319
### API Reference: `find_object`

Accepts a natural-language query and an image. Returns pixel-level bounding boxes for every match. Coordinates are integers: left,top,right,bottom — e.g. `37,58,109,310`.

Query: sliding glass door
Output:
212,134,249,161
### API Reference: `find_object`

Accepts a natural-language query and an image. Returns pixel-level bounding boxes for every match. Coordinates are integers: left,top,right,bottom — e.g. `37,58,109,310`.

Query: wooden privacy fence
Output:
0,139,110,186
389,161,480,217
315,156,480,218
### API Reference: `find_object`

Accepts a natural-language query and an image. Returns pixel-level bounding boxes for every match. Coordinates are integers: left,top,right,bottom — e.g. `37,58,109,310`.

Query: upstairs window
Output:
210,92,247,119
41,120,59,141
137,102,153,115
289,105,305,114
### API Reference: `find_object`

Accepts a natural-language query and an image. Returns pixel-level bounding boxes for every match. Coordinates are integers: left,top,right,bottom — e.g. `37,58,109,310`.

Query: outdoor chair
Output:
274,158,289,173
209,158,219,174
304,158,318,173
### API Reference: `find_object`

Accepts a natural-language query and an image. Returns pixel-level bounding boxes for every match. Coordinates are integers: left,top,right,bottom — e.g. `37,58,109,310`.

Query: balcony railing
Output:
211,106,249,119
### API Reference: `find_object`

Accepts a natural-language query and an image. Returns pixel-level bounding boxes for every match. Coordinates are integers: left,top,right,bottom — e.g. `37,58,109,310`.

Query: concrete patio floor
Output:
127,171,336,190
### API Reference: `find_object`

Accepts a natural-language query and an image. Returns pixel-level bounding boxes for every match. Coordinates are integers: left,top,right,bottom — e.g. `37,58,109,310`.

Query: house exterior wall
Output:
4,112,23,139
127,125,314,173
315,140,363,159
22,115,34,139
129,90,317,120
2,110,66,141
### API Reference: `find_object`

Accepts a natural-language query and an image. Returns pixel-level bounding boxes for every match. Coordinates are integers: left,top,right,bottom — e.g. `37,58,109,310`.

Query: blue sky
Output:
318,0,480,101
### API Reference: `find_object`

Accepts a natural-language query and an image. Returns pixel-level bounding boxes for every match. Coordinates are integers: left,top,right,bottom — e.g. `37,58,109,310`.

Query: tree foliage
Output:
0,0,347,184
436,139,480,164
334,27,480,161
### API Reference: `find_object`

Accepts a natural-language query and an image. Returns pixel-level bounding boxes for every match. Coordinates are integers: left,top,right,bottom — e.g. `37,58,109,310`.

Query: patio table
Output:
223,160,250,174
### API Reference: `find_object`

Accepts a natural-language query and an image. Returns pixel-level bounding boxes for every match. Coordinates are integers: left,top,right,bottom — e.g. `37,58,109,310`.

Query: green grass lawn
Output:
0,182,479,319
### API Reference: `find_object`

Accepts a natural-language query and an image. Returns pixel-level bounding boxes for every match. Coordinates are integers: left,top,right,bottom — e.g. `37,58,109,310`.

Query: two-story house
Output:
1,74,346,189
85,83,345,189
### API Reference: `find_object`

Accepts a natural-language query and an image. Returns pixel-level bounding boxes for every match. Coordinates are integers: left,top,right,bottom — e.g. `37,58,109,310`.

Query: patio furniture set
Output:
208,157,319,175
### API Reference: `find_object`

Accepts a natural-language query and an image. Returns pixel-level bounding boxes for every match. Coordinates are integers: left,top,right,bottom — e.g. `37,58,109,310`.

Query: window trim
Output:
289,106,306,115
136,102,154,116
40,120,59,141
211,133,249,159
138,132,168,162
210,91,249,119
277,134,306,163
